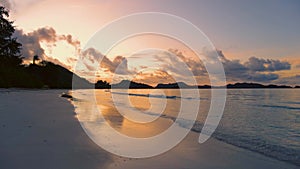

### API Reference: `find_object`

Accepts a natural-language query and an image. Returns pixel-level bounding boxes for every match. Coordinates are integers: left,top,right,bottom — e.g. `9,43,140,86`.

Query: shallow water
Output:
71,89,300,166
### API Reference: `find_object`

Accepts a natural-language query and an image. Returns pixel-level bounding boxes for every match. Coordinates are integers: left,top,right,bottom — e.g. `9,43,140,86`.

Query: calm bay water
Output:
210,89,300,166
71,89,300,166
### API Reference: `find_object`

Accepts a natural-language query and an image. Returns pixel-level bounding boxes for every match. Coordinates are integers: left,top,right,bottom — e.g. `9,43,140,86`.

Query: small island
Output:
94,80,298,89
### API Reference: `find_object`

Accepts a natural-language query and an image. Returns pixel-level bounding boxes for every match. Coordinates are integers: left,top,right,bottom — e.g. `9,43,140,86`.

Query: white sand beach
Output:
0,89,298,169
0,90,111,169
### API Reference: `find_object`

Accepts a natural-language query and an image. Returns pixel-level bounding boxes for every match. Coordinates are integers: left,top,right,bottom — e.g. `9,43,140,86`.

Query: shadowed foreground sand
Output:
0,90,298,169
0,90,111,169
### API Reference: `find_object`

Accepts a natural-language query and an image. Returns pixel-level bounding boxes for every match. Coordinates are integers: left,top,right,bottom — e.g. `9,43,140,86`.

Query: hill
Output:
109,81,296,89
227,82,293,89
156,82,195,88
111,80,153,89
0,61,91,89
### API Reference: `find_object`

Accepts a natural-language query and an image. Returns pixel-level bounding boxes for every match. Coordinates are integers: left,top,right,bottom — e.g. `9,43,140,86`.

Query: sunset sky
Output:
1,0,300,85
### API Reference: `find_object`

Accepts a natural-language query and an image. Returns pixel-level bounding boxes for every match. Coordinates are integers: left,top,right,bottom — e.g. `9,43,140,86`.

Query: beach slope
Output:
0,90,110,169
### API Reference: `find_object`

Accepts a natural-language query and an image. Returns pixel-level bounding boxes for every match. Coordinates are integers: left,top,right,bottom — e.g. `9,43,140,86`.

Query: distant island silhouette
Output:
0,61,298,89
95,80,298,89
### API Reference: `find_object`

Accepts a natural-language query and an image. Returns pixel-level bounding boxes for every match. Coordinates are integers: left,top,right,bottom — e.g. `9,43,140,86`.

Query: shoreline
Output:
108,131,298,169
0,89,298,169
0,90,111,169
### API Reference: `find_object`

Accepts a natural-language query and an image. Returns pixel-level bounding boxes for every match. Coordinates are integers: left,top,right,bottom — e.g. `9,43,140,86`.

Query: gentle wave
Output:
111,91,206,100
280,101,300,105
141,110,300,166
108,91,300,166
72,89,300,166
260,105,300,110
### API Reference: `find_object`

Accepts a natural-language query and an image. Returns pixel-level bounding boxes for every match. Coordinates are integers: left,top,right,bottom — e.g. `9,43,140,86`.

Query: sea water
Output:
71,89,300,166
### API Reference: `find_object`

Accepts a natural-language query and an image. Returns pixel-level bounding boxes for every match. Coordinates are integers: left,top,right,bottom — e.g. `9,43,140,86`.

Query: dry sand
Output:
0,89,298,169
0,90,111,169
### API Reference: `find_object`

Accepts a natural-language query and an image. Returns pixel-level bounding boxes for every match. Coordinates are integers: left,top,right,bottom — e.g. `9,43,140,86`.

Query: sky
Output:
1,0,300,86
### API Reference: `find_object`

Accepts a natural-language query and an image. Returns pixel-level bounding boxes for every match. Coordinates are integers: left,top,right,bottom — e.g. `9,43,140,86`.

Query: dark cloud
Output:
216,50,291,83
152,50,198,84
0,0,13,10
245,73,279,82
81,48,132,75
164,49,292,83
245,56,290,72
168,49,206,76
13,27,80,60
13,29,45,60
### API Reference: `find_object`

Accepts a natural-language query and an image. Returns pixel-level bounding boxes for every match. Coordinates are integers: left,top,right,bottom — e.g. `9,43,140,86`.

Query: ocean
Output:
71,89,300,166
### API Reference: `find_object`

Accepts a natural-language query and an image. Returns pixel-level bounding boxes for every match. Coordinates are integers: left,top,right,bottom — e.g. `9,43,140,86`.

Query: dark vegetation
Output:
0,6,89,88
0,60,91,88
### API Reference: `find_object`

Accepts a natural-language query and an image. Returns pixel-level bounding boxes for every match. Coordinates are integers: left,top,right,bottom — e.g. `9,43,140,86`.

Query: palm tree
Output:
33,55,39,65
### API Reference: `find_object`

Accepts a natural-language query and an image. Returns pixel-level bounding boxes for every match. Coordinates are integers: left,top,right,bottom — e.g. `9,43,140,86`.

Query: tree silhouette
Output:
0,6,93,88
0,6,22,66
33,55,39,65
95,80,111,89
